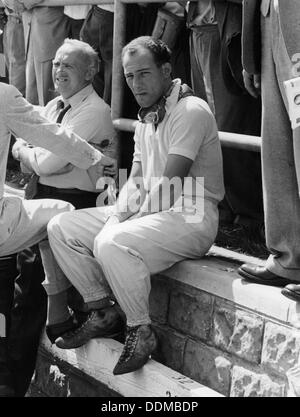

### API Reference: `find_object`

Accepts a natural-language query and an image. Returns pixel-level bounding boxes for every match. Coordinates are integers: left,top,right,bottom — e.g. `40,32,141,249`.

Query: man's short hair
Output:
61,38,99,72
122,36,171,67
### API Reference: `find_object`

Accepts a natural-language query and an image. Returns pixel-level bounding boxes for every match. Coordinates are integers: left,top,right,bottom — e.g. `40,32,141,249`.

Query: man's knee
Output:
47,210,73,241
93,228,121,261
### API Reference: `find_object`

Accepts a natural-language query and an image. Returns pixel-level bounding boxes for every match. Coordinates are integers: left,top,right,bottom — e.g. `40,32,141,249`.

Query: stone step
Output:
35,332,224,397
32,245,300,397
161,244,299,327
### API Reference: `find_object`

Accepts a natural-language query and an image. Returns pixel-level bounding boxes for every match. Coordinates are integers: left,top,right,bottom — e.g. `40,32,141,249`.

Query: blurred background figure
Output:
22,0,70,105
64,4,91,41
187,0,263,229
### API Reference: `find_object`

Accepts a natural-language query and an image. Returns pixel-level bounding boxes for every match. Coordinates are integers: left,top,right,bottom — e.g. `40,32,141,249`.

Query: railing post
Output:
111,0,126,121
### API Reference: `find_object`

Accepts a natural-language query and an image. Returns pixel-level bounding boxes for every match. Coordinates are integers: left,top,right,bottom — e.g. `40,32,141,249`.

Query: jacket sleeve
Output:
4,84,102,169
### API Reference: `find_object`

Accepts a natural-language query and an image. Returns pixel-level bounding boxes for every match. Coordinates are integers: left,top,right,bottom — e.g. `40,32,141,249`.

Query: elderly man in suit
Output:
238,0,300,301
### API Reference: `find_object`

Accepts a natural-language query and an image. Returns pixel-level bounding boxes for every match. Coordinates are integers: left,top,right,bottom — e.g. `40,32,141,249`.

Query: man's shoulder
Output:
89,90,111,112
172,94,214,121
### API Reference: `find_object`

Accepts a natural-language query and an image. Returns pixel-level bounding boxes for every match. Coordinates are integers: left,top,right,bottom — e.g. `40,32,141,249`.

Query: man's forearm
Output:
113,177,146,222
138,176,183,217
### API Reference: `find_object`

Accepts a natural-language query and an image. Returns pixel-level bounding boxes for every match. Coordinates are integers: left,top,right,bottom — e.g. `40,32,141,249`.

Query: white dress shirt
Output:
22,84,116,191
0,82,102,203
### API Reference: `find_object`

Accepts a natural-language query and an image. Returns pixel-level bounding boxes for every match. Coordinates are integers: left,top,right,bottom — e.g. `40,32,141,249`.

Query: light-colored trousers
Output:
0,196,73,284
47,202,218,326
3,14,26,97
261,5,300,280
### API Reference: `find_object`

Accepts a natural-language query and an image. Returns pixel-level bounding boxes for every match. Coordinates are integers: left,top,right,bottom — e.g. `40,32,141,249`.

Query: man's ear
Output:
162,62,172,79
85,65,97,81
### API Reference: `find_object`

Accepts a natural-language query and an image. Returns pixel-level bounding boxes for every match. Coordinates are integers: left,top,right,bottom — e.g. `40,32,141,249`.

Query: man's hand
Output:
87,154,117,190
12,138,28,160
243,70,261,98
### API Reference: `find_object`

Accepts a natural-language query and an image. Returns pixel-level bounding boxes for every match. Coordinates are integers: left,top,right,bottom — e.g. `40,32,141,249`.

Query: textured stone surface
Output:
33,356,69,397
33,350,120,397
212,302,264,363
153,325,186,373
262,322,300,374
183,339,232,396
230,366,286,397
150,275,170,324
168,288,213,340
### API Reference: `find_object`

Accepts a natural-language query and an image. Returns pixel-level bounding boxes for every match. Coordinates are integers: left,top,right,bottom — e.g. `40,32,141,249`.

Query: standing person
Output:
45,36,224,375
238,0,300,297
80,3,114,104
21,0,70,105
0,81,116,397
187,0,263,225
2,0,26,96
8,39,116,397
64,4,91,40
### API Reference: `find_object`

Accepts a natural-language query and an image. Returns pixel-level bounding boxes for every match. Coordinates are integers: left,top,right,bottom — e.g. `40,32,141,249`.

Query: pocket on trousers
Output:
152,8,185,51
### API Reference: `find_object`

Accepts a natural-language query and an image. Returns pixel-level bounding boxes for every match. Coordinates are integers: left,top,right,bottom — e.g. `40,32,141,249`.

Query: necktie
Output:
25,101,71,199
56,102,71,123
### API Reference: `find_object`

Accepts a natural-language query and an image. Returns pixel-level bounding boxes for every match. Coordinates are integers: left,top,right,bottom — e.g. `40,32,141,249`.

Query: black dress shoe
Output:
281,284,300,302
238,264,297,287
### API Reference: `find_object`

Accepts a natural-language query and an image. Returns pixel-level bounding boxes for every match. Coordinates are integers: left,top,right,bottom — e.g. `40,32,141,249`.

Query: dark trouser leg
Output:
80,7,104,99
0,255,18,391
9,248,47,397
9,187,98,396
190,25,263,221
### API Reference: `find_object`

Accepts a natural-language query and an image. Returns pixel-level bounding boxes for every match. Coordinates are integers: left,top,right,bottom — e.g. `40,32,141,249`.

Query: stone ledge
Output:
38,332,223,397
161,245,300,327
34,245,300,397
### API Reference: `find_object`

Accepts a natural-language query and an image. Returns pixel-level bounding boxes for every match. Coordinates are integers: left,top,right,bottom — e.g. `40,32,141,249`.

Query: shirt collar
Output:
164,78,182,117
58,84,94,109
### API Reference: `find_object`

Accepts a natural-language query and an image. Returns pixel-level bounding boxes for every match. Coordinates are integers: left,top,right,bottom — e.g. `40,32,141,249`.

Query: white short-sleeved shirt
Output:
25,85,116,191
133,79,224,211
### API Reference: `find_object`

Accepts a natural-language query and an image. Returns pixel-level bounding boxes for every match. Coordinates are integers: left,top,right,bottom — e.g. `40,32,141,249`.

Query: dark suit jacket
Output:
242,0,300,74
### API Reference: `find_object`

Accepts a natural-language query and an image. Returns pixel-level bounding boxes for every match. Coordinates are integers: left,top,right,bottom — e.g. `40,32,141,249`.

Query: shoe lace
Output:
64,311,96,338
118,326,139,363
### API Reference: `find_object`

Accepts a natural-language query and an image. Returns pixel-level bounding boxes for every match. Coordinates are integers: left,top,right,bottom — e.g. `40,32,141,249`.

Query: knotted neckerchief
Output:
137,82,194,128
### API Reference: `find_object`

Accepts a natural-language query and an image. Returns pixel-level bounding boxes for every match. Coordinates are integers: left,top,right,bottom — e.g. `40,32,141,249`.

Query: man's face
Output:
123,47,171,108
52,45,91,99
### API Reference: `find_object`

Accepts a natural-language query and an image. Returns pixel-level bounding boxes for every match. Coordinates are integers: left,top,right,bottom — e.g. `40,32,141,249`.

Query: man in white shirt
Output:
0,79,115,396
15,38,116,209
45,36,224,375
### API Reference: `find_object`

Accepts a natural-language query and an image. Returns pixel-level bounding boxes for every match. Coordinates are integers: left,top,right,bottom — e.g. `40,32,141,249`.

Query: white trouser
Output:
0,196,73,283
47,202,218,326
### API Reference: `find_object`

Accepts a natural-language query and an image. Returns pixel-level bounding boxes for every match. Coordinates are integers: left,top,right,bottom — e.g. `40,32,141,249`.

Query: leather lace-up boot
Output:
113,324,157,375
55,304,125,349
